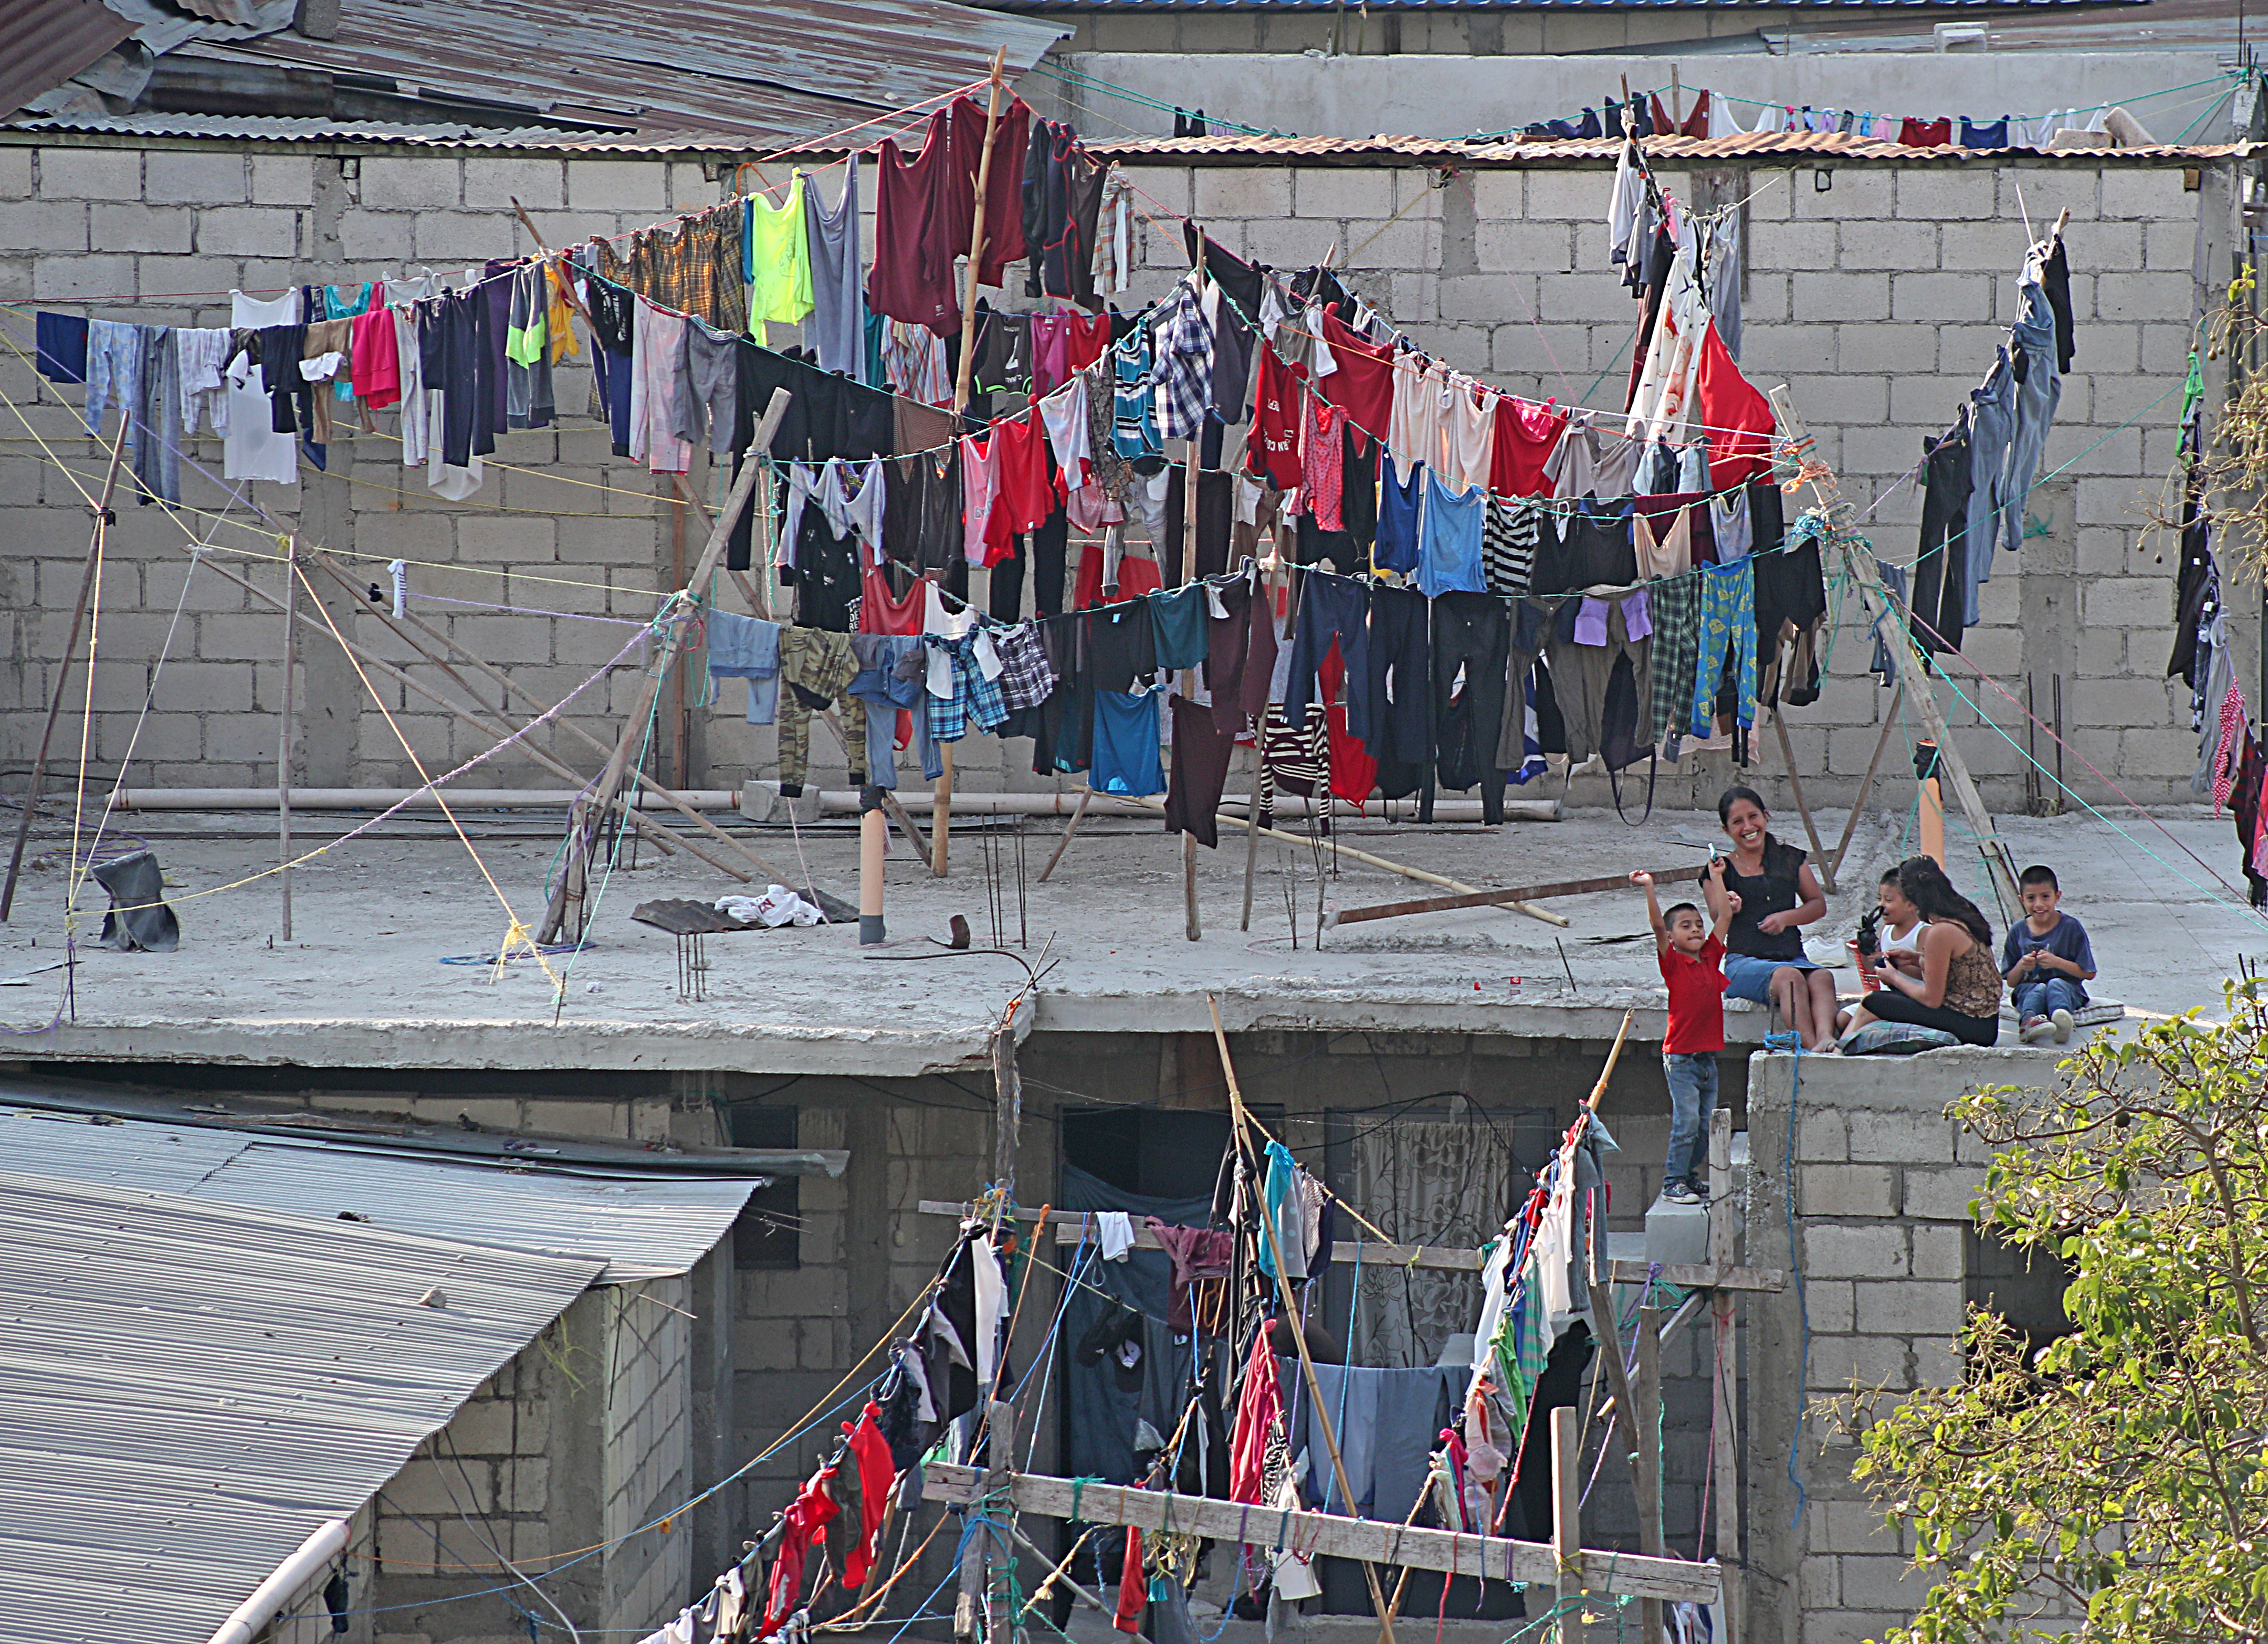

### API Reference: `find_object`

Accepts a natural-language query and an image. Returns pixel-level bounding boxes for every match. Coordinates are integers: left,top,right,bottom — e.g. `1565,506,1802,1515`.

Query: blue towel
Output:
707,609,780,724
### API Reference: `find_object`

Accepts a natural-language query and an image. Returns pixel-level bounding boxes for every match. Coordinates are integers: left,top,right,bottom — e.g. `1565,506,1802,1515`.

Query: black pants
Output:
1912,425,1972,656
1363,584,1432,801
1861,989,2000,1046
1426,592,1510,824
988,506,1068,621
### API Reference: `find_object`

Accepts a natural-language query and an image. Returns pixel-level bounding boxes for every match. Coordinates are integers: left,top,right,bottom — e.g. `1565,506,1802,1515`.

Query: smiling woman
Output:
1702,784,1839,1049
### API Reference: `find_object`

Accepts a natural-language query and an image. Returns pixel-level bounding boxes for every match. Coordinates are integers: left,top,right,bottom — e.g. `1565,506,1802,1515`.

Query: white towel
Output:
1096,1210,1136,1261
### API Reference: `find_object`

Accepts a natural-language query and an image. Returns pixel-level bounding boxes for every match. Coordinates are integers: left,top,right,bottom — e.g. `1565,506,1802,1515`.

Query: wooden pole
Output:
1208,997,1401,1644
1238,732,1265,931
951,49,1010,419
669,476,689,786
278,539,298,942
1766,384,2020,918
2,430,127,923
541,387,792,942
1550,1405,1584,1643
933,49,1007,884
1633,1305,1666,1643
1707,1107,1742,1644
859,800,887,945
1827,683,1903,887
1124,796,1570,925
1181,435,1202,942
1036,787,1093,883
1768,697,1833,893
200,555,817,887
992,1011,1022,1198
1325,866,1696,929
956,1398,1016,1642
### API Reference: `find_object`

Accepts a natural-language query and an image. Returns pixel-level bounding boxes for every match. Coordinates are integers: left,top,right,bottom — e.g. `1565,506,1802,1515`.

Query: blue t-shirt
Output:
2001,912,2095,1002
1091,689,1165,798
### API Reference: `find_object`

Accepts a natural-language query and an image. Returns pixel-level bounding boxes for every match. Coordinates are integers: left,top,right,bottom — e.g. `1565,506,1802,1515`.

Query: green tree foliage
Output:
1843,985,2268,1643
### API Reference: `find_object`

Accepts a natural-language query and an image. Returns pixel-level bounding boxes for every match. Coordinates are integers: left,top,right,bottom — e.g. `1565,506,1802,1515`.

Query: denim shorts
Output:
1724,951,1818,1005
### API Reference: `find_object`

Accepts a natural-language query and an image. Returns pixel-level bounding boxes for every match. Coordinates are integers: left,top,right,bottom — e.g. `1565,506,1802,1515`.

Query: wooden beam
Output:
1708,1108,1744,1644
1120,796,1569,926
1767,384,2021,919
921,1204,1788,1291
914,1466,1720,1606
1325,867,1696,930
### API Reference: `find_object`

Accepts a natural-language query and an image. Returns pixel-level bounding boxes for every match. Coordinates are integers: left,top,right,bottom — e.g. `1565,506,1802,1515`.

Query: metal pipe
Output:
113,788,740,810
205,1517,350,1644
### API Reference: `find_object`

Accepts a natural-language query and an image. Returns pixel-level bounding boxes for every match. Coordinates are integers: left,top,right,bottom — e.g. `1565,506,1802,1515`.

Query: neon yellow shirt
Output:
746,176,814,328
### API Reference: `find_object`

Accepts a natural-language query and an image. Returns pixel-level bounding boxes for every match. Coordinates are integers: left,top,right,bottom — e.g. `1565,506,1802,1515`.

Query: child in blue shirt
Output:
2003,863,2097,1044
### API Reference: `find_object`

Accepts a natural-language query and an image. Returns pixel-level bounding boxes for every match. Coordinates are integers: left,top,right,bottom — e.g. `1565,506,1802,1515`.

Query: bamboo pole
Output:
934,47,1009,882
1208,996,1400,1644
1,430,128,923
1122,796,1570,926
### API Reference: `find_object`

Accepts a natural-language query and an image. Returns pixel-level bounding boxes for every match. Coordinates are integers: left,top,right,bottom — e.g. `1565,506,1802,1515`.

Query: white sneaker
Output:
2020,1014,2053,1044
2052,1008,2074,1044
1662,1181,1701,1206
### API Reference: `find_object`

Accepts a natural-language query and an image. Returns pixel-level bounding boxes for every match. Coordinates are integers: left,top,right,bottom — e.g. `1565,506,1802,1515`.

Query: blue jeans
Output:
1664,1052,1717,1187
2013,976,2085,1020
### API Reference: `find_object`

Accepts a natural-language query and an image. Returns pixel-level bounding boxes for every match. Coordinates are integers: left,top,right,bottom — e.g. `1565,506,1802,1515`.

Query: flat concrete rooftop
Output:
0,800,2253,1077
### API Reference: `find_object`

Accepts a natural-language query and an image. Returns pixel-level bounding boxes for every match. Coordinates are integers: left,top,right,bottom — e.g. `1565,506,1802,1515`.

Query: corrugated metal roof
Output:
213,0,1068,147
7,109,601,142
0,0,135,120
0,1168,602,1644
0,1106,765,1282
990,0,2141,8
1088,129,2251,162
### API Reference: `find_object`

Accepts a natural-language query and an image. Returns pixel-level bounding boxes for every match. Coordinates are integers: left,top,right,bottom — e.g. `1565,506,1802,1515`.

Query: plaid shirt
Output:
991,621,1056,712
925,633,1009,743
1150,272,1214,442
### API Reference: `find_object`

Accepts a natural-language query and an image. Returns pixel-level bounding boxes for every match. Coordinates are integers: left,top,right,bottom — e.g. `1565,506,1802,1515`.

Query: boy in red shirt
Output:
1633,866,1737,1205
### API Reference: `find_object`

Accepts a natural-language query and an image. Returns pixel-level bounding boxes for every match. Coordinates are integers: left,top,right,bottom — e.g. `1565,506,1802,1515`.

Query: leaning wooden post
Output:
956,1398,1017,1641
1,429,127,923
1633,1305,1666,1643
936,46,1010,881
1550,1405,1585,1643
539,387,791,942
1209,997,1401,1644
278,538,299,942
1766,383,2020,917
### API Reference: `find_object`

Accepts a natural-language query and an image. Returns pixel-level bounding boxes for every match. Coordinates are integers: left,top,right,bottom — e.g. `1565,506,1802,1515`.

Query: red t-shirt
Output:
1489,395,1565,498
1316,304,1394,445
992,409,1063,539
1660,935,1728,1054
1245,346,1303,492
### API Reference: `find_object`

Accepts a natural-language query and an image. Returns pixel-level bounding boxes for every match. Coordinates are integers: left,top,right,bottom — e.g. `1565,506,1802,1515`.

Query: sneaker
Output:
2052,1007,2074,1044
2020,1014,2054,1044
1662,1180,1701,1206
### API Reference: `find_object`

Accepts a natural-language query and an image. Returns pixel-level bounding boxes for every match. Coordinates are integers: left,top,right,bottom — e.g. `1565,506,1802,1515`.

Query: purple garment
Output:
1574,596,1611,647
1623,588,1652,640
1144,1218,1233,1329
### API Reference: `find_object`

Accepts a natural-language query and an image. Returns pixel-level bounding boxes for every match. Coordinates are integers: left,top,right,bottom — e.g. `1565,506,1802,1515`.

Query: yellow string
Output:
290,553,563,989
59,462,114,937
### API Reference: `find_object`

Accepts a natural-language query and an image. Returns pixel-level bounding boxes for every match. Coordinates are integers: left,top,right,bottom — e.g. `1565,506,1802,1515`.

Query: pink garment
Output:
1228,1328,1284,1505
961,429,1004,566
1143,1220,1233,1330
631,298,691,475
2213,680,2246,813
1030,312,1074,398
1298,396,1347,533
350,308,401,408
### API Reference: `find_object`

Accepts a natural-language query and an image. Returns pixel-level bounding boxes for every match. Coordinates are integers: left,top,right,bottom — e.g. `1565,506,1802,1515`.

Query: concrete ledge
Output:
1,1016,1004,1078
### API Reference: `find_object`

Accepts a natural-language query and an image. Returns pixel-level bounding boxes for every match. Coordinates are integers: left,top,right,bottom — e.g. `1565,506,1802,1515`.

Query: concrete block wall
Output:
371,1339,569,1643
603,1274,697,1633
1740,1047,2070,1644
1106,153,2236,813
1,138,2231,814
0,139,1072,800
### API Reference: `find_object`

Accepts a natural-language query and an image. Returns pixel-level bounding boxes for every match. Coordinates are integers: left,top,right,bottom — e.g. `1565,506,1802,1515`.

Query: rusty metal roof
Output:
996,0,2139,7
1087,129,2252,164
206,0,1068,146
0,0,135,120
